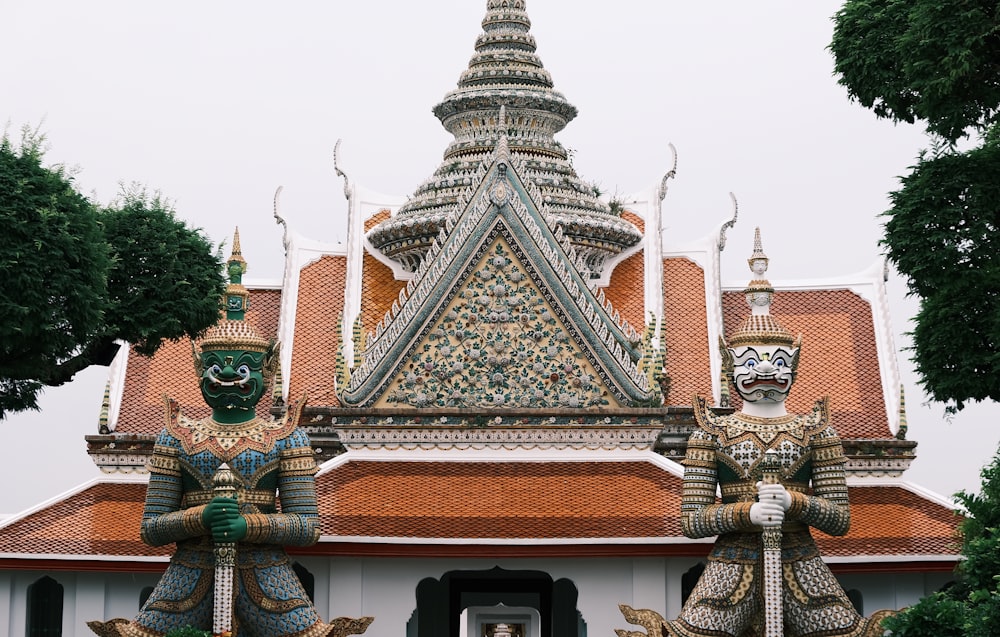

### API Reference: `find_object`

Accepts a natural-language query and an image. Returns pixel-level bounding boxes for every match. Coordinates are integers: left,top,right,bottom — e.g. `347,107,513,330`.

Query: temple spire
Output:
367,0,641,277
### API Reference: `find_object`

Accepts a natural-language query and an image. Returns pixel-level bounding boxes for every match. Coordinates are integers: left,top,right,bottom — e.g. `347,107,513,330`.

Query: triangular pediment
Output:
341,148,658,408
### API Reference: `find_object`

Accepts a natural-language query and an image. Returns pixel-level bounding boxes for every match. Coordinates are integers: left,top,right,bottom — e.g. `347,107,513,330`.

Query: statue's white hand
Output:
750,500,785,526
757,481,792,511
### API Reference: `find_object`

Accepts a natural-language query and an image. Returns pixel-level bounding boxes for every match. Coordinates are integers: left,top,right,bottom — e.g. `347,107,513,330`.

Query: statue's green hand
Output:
202,497,248,542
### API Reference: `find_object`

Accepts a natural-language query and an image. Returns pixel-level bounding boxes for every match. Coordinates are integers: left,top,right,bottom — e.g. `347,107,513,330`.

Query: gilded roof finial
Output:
229,226,247,275
209,228,259,336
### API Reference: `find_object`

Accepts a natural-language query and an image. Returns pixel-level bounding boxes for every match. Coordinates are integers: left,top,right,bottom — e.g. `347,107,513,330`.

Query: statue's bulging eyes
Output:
775,359,785,368
237,365,250,377
209,364,222,376
745,359,757,369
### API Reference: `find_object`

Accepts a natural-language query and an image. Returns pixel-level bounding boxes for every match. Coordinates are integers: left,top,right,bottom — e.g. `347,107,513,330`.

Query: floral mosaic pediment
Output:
376,235,616,409
341,154,659,409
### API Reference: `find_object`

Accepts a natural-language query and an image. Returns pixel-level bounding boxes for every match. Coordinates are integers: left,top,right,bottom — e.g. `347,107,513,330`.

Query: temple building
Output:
0,2,961,636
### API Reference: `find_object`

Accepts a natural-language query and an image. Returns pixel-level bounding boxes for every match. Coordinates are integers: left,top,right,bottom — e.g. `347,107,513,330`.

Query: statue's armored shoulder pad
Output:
801,397,832,434
692,394,726,436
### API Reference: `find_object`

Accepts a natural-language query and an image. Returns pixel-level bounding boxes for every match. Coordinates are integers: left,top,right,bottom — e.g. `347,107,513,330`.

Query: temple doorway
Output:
410,567,585,637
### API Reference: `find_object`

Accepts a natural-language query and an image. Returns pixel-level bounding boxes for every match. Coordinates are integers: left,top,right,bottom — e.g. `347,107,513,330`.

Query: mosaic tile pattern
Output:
376,238,619,409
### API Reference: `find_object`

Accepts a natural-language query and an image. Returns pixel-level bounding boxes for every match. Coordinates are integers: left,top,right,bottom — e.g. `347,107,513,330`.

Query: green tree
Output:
0,129,225,419
831,0,1000,145
882,451,1000,636
831,0,1000,411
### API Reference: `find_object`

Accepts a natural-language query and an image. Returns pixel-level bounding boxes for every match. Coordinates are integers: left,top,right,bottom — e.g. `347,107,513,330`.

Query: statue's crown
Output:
727,227,797,349
196,228,270,355
199,319,270,353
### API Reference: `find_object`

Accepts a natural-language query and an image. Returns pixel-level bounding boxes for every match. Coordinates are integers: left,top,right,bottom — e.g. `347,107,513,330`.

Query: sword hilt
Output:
213,463,239,500
212,463,238,637
760,449,782,486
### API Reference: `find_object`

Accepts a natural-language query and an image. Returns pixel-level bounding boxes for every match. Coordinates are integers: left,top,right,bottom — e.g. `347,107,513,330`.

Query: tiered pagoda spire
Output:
367,0,642,277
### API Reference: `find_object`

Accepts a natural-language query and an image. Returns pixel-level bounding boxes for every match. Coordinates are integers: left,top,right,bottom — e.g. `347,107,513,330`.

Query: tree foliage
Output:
832,0,1000,144
0,129,225,419
832,1,1000,411
882,451,1000,636
102,187,226,358
0,130,109,416
883,136,1000,410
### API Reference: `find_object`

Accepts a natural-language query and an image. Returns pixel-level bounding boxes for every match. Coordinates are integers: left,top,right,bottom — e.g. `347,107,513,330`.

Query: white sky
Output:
2,0,998,513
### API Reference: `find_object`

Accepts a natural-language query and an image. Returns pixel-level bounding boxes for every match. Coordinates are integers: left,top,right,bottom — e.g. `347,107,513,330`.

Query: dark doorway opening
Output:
412,566,582,637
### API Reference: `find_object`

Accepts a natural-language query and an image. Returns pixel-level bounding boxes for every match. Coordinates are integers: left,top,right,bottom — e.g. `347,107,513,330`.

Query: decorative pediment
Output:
340,145,659,408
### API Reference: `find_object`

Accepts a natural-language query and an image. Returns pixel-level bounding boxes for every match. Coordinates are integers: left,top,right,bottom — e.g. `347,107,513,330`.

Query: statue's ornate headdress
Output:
192,228,279,378
721,228,801,374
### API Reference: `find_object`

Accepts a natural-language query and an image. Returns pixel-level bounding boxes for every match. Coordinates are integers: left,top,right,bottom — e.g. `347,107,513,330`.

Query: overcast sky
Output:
3,0,998,513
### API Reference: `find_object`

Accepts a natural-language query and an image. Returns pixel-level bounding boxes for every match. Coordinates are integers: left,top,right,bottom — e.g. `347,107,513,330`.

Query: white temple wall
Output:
0,573,13,637
0,559,958,636
320,555,676,637
835,569,954,613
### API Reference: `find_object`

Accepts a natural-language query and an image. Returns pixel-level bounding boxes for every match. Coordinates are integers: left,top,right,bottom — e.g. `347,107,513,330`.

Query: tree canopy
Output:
831,0,1000,411
0,130,226,419
831,0,1000,144
881,451,1000,636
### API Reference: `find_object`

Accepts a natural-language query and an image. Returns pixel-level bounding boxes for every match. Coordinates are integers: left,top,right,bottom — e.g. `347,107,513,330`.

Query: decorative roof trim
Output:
822,554,960,564
104,340,130,433
843,477,961,510
317,448,686,477
0,552,169,563
317,535,714,546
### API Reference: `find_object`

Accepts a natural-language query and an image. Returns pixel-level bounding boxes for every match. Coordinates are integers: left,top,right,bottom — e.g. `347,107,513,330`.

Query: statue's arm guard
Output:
680,428,754,538
787,423,851,536
242,427,321,547
140,435,207,547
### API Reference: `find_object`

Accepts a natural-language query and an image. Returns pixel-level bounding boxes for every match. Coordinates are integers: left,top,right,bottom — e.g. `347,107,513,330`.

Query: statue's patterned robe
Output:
125,399,330,637
663,396,876,637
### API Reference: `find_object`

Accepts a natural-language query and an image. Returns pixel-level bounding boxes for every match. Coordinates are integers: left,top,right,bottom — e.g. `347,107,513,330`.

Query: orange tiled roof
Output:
287,256,347,407
0,477,960,563
816,486,962,558
0,482,168,559
601,211,646,333
662,258,713,405
317,460,682,539
723,289,891,439
364,209,391,233
603,250,646,333
115,289,282,435
361,250,407,340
